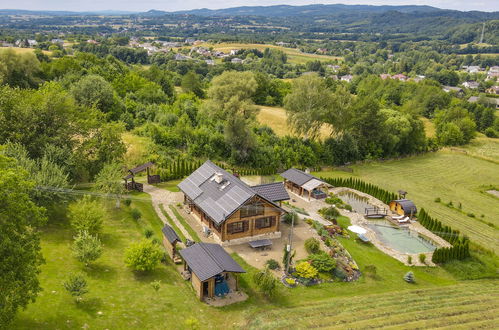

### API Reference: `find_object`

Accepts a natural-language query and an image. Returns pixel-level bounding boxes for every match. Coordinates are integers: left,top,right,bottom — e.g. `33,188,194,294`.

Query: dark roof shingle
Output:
251,182,289,202
162,224,181,244
179,243,245,282
280,168,315,186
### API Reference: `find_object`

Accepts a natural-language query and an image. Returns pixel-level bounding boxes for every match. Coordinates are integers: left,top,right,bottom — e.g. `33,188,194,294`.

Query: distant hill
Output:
169,4,443,17
0,9,137,16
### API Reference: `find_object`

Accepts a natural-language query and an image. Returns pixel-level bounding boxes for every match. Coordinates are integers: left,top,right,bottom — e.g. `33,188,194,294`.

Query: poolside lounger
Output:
358,234,370,243
392,215,405,220
397,217,410,223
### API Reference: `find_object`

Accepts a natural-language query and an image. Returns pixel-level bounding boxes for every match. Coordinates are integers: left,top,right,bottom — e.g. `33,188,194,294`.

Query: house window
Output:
255,216,274,229
228,221,247,234
240,202,265,218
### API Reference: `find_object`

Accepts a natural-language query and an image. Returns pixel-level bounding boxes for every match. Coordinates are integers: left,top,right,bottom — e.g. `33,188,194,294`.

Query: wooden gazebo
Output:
123,162,160,191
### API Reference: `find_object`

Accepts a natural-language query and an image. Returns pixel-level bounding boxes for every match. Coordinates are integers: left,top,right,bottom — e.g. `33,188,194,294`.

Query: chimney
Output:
214,172,223,184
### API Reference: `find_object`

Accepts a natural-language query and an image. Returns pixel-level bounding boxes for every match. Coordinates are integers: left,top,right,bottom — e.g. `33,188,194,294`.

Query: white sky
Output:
1,0,498,13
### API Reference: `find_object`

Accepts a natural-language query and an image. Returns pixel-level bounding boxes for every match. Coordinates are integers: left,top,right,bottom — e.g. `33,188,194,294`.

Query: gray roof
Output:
393,199,417,214
162,224,181,244
179,243,245,282
178,160,283,225
129,161,154,174
280,168,316,186
251,182,290,202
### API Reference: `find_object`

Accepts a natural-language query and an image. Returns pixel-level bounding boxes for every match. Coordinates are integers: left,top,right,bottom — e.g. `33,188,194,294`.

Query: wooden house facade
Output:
178,161,288,243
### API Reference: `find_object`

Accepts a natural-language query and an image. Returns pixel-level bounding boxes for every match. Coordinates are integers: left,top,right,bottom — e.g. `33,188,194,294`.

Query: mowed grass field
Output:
257,106,332,139
316,148,499,253
247,280,499,329
198,42,343,64
0,46,51,55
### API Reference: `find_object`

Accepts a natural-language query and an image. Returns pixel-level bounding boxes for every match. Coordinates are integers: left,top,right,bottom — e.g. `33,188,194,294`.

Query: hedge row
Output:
418,208,466,246
432,243,470,263
323,177,398,204
157,159,276,181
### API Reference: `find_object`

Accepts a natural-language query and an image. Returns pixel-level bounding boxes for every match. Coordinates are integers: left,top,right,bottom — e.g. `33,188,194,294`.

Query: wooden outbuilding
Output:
389,199,417,217
280,168,331,200
123,162,160,191
162,224,182,263
179,242,245,301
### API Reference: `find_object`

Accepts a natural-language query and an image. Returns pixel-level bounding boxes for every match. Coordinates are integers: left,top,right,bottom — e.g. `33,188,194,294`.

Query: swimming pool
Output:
367,223,437,254
337,191,372,213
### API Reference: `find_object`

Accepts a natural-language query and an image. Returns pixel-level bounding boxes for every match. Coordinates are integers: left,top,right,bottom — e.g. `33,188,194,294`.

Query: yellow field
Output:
257,106,332,139
198,42,343,64
0,47,51,55
421,117,436,138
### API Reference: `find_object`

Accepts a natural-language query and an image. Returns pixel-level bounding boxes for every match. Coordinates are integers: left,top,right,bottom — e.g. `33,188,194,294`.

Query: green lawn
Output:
154,179,182,192
169,205,201,241
12,169,499,328
159,204,187,242
315,149,499,253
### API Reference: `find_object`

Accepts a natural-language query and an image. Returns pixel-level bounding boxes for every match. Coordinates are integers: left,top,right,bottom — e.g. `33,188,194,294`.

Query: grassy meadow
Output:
315,148,499,254
198,42,343,64
14,186,496,328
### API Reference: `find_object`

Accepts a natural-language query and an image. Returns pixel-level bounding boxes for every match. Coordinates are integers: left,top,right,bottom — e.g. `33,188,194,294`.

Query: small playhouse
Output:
389,199,417,217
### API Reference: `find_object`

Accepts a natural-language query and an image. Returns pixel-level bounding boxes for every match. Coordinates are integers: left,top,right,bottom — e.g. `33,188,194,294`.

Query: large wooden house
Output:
178,161,288,244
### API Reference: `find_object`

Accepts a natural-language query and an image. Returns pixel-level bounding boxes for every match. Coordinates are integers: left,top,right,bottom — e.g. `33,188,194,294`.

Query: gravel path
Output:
142,183,193,241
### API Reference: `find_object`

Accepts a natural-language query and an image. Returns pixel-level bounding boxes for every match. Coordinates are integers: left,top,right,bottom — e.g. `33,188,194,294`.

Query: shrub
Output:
144,228,154,238
72,231,102,265
304,238,321,254
68,196,105,235
124,239,163,272
434,197,441,203
63,273,88,302
364,265,377,278
266,259,280,270
404,271,415,283
124,198,132,207
150,280,161,292
283,211,298,225
467,213,475,218
333,267,347,280
253,267,278,298
320,207,340,220
407,255,412,264
419,253,427,264
285,278,296,286
307,253,336,272
131,208,142,221
282,245,295,270
484,127,498,138
294,261,318,279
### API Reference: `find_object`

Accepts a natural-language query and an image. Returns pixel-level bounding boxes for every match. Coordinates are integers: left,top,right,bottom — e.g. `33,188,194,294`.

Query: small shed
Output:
280,168,331,200
179,243,245,301
162,224,181,263
389,199,417,216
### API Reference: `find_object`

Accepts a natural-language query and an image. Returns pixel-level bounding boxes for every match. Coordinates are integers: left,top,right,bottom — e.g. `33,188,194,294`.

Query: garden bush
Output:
295,261,318,279
304,237,321,254
124,239,163,272
131,208,142,221
63,273,88,302
144,228,154,238
404,271,416,283
407,255,412,264
307,252,336,272
283,211,298,225
419,253,426,264
266,259,280,270
124,198,132,207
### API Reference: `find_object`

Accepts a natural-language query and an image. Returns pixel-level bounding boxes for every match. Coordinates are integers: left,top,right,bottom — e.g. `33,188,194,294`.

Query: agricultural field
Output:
257,106,332,139
0,46,51,55
198,42,343,64
247,279,499,329
316,147,499,253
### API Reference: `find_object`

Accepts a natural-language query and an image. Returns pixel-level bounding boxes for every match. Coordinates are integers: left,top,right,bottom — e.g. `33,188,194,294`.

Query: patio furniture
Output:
392,214,405,220
358,234,370,243
397,217,410,223
249,239,272,250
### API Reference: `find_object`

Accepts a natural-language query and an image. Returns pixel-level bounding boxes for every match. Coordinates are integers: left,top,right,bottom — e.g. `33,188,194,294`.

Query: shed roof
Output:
162,224,181,244
302,178,327,191
280,168,315,186
129,161,154,174
179,243,245,282
393,199,417,213
178,160,283,225
251,182,290,202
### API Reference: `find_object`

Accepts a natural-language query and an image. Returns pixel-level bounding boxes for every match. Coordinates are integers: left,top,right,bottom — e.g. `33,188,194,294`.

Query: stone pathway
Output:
142,183,193,241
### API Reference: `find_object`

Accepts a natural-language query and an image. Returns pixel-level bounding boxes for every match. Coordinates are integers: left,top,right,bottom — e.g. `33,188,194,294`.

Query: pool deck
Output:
288,187,452,266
